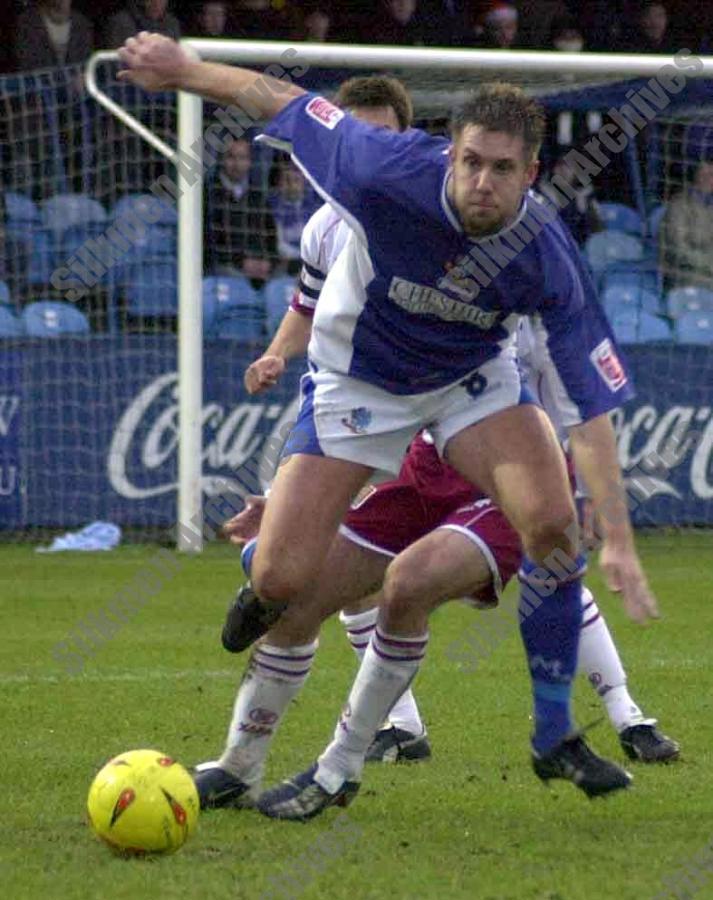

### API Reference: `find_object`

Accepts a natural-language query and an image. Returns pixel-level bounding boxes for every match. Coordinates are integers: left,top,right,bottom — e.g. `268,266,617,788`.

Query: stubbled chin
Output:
464,216,503,237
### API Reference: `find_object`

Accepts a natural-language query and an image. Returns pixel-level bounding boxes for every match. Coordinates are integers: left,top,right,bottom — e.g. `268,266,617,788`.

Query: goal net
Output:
0,45,711,544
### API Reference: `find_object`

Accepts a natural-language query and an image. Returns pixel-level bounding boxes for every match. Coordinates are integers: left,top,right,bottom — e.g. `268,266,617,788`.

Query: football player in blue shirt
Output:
118,34,659,809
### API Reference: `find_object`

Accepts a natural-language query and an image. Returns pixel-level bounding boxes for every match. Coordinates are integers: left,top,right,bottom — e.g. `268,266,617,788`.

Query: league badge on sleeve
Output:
590,338,628,392
306,97,345,130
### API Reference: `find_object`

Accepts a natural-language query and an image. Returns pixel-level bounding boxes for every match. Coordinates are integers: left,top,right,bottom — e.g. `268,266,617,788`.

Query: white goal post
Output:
84,42,713,551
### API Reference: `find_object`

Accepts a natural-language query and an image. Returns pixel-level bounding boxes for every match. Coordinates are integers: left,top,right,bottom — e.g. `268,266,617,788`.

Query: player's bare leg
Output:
194,532,388,809
251,454,374,606
223,454,374,651
260,409,628,819
257,528,496,819
445,405,576,563
445,405,631,794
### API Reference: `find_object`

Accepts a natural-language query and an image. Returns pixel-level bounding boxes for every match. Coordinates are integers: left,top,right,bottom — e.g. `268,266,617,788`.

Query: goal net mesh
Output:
0,53,710,540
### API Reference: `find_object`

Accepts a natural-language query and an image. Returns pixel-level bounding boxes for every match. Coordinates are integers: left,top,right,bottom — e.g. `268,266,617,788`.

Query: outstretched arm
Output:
568,413,659,624
244,309,312,394
117,32,305,117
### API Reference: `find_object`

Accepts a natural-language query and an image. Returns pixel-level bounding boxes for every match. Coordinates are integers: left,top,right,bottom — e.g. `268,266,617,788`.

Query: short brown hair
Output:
451,83,545,162
334,76,413,132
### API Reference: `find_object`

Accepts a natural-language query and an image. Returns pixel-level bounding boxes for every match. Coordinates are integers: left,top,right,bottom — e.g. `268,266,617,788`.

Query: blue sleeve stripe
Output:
298,282,321,301
302,260,324,281
300,269,324,292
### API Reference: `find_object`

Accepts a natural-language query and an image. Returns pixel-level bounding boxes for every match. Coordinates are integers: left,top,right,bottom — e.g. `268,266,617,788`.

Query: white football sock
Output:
577,587,648,732
340,608,425,738
218,639,317,786
316,626,428,793
340,608,378,659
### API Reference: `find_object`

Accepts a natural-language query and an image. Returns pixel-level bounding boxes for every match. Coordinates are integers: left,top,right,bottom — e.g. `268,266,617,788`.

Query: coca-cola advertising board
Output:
0,339,711,529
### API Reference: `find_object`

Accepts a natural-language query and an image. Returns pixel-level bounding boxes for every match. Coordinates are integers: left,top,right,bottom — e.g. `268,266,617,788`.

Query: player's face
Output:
350,105,401,132
449,126,538,237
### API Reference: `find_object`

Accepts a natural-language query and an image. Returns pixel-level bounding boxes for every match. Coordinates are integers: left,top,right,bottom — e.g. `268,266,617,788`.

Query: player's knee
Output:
252,560,302,607
382,560,430,619
521,504,578,565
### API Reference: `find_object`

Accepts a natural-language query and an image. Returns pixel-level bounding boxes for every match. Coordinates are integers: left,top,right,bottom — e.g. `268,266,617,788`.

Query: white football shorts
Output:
282,352,534,474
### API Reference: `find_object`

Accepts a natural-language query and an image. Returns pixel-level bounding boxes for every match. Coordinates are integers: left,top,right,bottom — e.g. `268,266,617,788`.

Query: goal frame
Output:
84,41,713,551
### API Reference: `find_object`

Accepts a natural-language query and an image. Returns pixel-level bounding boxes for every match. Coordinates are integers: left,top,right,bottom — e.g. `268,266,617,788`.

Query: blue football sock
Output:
240,537,258,579
519,557,584,755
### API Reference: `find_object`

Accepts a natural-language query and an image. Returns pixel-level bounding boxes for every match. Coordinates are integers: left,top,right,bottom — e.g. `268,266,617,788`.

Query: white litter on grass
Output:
36,522,121,553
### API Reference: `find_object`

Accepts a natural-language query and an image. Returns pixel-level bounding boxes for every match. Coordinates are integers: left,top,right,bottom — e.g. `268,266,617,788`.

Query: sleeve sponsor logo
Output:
305,97,345,130
590,338,627,392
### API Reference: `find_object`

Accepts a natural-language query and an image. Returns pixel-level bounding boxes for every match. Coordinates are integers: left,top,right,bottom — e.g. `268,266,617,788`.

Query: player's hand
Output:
117,32,197,91
244,355,286,394
222,495,266,546
599,539,660,624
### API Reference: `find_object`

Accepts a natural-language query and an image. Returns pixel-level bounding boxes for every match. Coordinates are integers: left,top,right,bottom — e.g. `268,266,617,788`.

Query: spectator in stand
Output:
231,0,292,41
540,153,603,246
415,0,471,47
193,1,228,38
517,0,568,49
205,137,277,277
478,2,520,49
660,158,713,291
619,2,678,54
365,0,426,46
106,1,181,48
268,154,312,263
14,0,94,70
296,6,332,43
549,14,585,52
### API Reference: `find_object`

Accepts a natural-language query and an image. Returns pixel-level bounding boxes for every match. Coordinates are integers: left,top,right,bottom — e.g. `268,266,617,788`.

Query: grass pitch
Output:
1,533,712,900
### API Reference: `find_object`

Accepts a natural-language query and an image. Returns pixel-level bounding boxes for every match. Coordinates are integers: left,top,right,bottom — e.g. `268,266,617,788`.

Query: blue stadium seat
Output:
22,301,90,337
263,275,297,334
135,224,177,262
666,285,713,318
41,194,107,233
60,225,106,267
5,191,41,235
638,312,672,342
599,266,660,297
122,263,178,317
610,309,671,343
0,281,11,307
598,203,643,235
98,222,177,268
27,230,54,285
601,284,661,319
112,194,177,226
202,275,262,335
4,194,39,266
648,204,666,240
676,311,713,344
0,307,23,337
584,231,644,272
214,307,266,341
